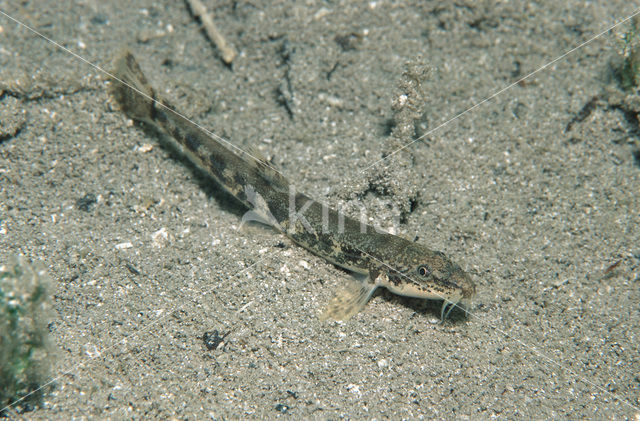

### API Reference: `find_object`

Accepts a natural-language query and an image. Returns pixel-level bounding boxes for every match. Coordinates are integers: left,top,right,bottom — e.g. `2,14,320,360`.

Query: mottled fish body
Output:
110,51,475,320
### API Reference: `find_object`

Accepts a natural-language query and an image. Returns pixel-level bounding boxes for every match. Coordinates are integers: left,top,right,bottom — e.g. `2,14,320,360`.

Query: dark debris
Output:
202,329,230,351
76,193,97,212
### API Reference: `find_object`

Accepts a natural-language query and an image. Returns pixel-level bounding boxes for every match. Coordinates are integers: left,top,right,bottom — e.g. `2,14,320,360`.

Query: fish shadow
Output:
378,288,469,322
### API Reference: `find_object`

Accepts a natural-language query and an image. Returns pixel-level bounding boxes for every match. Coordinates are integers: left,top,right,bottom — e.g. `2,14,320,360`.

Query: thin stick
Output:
185,0,237,64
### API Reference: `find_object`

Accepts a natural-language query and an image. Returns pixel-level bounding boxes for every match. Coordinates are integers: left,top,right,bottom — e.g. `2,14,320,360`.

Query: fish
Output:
109,51,475,321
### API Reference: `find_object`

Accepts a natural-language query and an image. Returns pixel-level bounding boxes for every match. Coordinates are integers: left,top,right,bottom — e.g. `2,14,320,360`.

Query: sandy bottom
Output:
1,1,639,419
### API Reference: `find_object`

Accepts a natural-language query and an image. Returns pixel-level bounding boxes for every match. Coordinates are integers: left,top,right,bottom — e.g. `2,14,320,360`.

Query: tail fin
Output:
109,51,157,124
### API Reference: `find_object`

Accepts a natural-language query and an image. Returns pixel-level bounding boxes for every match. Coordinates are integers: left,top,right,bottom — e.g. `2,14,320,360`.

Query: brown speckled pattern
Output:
111,51,475,320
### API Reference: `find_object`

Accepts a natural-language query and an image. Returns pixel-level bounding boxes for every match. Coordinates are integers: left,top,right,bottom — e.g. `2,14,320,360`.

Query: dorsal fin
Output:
247,147,289,192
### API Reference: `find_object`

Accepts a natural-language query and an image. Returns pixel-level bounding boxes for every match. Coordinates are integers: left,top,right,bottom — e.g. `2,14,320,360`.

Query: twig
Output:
185,0,237,64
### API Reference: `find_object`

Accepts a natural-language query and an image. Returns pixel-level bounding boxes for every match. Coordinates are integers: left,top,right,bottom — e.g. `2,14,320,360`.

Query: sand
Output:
0,1,639,419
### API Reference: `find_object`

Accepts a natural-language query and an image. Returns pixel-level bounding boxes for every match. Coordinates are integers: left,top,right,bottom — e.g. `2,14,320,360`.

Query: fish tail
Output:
110,50,158,125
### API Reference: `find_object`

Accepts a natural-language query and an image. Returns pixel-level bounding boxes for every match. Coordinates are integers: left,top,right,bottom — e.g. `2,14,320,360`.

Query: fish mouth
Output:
440,269,475,320
450,269,475,300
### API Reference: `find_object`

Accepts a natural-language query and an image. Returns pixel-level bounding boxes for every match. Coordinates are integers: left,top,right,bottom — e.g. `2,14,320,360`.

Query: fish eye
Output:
417,265,430,277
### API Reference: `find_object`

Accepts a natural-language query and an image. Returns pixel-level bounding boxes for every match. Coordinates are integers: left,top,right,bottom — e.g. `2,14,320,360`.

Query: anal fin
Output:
320,279,377,321
239,184,283,231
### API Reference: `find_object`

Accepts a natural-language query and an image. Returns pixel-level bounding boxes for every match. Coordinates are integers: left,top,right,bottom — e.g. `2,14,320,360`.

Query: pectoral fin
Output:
319,279,378,321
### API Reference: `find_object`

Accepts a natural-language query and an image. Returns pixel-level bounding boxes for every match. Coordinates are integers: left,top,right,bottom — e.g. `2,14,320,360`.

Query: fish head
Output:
376,241,475,317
